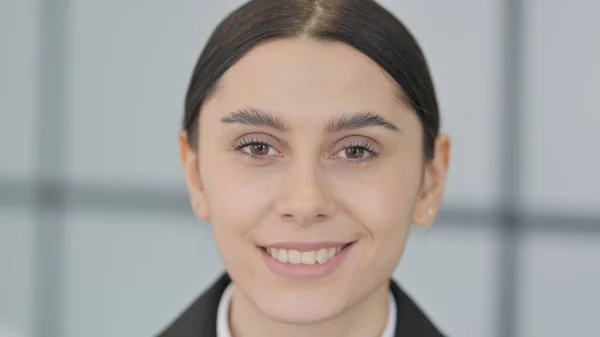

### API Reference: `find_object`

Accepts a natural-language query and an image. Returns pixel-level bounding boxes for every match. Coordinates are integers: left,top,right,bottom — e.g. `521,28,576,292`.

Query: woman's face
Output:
181,38,449,324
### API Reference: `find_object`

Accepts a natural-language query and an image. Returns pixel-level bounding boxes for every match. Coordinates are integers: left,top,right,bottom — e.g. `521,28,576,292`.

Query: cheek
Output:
200,153,282,238
200,157,283,277
333,160,421,234
333,158,422,265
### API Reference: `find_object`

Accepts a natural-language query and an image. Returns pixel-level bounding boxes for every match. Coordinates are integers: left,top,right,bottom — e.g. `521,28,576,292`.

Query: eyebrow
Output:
220,107,400,133
325,111,400,133
220,108,287,131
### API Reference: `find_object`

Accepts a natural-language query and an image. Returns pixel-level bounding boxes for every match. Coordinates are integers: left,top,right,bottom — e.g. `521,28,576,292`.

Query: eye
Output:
246,143,271,156
343,147,367,159
233,137,281,159
333,139,380,163
336,146,374,160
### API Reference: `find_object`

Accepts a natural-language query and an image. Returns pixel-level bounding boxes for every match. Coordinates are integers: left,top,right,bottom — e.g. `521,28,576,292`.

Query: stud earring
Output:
426,208,434,216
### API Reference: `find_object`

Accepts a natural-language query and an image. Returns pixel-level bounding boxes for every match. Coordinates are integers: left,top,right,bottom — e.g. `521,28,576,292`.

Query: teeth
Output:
266,246,346,265
302,250,316,265
288,250,302,264
277,249,287,263
316,248,328,264
328,247,336,258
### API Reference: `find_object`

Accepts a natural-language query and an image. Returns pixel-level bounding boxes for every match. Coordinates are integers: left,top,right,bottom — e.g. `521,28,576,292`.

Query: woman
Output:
160,0,451,336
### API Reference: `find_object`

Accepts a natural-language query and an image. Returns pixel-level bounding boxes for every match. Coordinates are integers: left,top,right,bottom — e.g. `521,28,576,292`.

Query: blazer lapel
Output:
390,279,444,336
157,273,230,337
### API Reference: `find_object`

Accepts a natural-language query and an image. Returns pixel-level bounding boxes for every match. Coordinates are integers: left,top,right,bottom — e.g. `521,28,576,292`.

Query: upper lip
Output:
260,241,354,251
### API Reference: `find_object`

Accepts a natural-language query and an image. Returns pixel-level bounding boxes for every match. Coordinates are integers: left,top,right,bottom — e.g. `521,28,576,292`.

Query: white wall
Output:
0,208,35,337
522,0,600,217
0,0,38,179
0,0,39,336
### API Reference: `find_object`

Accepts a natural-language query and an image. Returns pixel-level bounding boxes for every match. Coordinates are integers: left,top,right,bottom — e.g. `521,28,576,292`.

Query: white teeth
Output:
266,245,347,265
316,248,329,264
288,250,302,264
328,247,336,258
277,249,288,263
302,250,317,265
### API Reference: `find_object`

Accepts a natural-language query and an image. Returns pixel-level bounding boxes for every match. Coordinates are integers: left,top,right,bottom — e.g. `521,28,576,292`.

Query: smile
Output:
264,244,351,265
259,242,355,279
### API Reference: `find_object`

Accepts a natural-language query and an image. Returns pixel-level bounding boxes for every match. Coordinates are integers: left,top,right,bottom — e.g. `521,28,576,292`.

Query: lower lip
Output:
260,243,355,280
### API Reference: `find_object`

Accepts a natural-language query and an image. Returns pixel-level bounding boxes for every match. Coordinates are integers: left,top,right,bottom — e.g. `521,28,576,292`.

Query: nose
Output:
274,162,336,226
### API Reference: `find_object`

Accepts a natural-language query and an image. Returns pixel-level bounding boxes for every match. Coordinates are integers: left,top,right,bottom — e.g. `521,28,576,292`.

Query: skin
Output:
180,38,451,337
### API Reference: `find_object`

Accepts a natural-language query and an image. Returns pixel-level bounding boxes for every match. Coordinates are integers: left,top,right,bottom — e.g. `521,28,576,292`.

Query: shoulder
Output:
157,273,231,337
390,279,445,337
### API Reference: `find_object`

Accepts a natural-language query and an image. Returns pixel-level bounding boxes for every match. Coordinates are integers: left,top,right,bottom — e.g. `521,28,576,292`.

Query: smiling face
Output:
180,37,449,325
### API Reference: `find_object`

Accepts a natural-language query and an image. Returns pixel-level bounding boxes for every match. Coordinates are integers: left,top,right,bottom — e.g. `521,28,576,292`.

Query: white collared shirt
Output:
216,283,397,337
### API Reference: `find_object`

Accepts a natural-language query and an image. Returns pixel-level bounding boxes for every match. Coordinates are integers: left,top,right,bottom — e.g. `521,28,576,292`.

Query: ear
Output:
179,130,210,221
411,134,451,227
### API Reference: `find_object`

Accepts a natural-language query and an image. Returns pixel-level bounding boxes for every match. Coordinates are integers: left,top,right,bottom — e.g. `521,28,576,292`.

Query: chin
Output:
256,291,349,325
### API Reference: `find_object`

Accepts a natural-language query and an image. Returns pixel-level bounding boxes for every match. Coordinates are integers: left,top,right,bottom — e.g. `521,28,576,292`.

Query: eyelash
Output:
232,137,278,161
232,137,380,164
336,139,380,164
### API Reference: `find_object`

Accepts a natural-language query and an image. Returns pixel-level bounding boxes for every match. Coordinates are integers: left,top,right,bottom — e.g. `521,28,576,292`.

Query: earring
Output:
426,208,434,216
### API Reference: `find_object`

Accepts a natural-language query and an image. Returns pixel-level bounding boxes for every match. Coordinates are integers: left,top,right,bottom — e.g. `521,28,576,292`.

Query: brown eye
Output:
251,143,270,156
345,147,365,159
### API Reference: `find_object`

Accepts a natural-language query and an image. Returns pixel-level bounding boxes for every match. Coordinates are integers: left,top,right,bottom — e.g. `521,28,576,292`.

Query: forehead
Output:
206,38,409,122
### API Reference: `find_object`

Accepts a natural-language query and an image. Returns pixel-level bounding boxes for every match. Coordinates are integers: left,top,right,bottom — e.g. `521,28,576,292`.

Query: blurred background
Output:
1,0,599,336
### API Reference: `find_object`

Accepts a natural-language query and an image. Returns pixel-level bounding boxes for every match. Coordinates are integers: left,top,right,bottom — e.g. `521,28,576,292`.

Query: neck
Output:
229,280,391,337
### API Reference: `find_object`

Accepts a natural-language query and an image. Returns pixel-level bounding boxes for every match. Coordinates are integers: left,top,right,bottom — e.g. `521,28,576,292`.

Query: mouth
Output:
259,241,356,279
260,242,355,265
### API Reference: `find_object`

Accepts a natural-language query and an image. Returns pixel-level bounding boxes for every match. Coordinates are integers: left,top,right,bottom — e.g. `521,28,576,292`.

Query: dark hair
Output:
183,0,439,160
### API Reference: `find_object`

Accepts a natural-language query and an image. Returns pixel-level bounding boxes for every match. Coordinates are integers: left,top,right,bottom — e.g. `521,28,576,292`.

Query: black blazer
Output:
158,273,444,337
